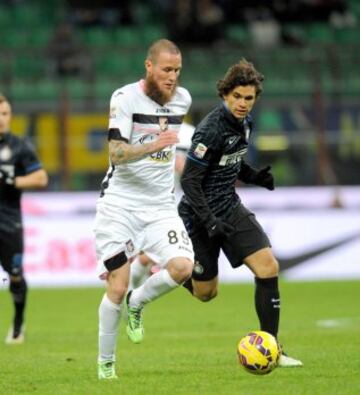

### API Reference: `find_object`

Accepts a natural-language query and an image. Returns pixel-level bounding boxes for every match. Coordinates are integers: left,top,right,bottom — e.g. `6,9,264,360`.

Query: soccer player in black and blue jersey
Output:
178,59,302,367
0,94,48,344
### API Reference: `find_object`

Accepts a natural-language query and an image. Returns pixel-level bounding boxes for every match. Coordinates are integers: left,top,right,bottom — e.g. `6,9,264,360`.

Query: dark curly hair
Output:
216,58,264,98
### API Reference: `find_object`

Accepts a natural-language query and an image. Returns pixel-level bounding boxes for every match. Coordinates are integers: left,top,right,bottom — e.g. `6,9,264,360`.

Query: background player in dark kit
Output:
0,94,48,344
178,59,302,367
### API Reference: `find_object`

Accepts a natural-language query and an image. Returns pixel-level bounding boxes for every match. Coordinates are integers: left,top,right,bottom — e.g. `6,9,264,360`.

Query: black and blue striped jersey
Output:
179,103,253,223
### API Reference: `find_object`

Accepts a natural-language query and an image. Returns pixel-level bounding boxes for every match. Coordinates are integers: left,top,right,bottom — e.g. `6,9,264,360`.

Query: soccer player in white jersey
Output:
94,39,194,380
128,122,195,290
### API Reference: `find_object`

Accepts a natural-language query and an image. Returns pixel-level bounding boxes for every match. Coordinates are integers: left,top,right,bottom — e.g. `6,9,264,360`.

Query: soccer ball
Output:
237,330,280,375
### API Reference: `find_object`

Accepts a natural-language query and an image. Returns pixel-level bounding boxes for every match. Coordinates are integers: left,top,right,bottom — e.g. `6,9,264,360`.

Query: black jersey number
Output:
167,230,190,245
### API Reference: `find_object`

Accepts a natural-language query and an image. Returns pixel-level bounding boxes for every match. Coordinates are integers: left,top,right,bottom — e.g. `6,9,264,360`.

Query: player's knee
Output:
108,283,128,304
182,259,194,279
177,261,193,283
194,288,218,302
259,256,279,278
167,258,194,283
9,276,26,290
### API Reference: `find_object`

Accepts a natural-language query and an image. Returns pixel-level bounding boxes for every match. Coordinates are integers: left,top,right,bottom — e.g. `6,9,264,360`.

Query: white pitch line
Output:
316,317,360,328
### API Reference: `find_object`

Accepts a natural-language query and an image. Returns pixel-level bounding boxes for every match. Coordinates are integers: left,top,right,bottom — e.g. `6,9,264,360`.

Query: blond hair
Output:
0,93,9,104
146,39,181,63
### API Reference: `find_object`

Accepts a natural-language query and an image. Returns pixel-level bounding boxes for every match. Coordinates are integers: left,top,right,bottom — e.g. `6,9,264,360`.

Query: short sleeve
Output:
19,139,42,175
108,89,133,141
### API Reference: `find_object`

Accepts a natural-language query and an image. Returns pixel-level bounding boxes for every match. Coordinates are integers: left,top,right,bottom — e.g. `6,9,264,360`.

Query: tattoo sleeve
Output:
109,140,154,165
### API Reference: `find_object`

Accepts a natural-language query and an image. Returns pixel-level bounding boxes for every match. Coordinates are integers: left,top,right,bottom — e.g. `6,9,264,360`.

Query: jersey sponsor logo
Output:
0,164,15,177
159,116,169,131
228,137,237,145
193,143,208,159
219,148,247,166
0,146,12,161
149,150,173,162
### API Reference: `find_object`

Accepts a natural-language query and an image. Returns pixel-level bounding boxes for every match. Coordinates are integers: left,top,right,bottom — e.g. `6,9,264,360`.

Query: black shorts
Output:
0,228,24,276
182,204,271,281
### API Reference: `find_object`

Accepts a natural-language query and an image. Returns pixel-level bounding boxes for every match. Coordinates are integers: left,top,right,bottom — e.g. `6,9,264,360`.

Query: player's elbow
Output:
109,140,128,165
180,174,191,192
38,171,49,188
29,169,48,189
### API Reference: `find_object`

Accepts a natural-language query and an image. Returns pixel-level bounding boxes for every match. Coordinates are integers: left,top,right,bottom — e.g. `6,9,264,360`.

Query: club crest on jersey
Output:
126,240,135,253
158,117,169,131
193,143,208,159
193,261,204,274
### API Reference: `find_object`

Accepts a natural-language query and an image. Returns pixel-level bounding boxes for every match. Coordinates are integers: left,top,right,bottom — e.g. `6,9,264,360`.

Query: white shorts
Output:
94,202,194,278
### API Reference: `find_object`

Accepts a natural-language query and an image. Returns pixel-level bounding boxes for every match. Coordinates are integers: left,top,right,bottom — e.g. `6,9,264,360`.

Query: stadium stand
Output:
0,0,359,189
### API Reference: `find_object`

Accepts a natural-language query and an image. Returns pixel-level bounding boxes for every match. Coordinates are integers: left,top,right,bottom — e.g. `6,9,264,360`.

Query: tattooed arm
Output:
109,131,179,165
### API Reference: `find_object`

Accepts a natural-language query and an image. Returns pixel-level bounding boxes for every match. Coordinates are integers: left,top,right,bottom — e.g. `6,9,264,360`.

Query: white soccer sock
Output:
129,269,178,308
98,293,121,363
129,256,152,290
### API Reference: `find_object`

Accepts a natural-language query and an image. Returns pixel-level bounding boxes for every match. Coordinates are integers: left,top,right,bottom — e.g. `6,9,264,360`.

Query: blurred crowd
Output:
63,0,356,44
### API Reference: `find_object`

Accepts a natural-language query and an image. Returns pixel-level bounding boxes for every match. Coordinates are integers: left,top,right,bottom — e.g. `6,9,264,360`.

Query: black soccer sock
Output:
182,278,194,295
254,276,280,338
10,278,28,337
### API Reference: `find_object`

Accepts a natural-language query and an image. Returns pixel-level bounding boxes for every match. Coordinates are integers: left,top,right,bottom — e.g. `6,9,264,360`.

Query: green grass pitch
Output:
1,281,359,395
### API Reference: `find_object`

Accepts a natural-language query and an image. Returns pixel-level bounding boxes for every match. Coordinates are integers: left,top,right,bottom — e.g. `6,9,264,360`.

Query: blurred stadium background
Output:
0,0,360,286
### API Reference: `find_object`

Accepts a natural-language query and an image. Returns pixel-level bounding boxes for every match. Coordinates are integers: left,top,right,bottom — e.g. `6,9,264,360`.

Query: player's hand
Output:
153,131,179,151
206,218,235,239
0,169,15,186
253,166,274,190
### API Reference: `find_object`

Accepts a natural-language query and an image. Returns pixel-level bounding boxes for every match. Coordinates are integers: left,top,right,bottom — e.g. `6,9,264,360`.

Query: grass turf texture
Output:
0,281,359,395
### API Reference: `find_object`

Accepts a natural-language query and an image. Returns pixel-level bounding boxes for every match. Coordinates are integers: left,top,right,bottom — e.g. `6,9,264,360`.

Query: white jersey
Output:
177,122,195,152
99,80,192,211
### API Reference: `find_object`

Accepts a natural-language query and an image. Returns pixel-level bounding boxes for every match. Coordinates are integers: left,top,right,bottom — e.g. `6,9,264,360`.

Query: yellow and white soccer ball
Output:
237,330,281,375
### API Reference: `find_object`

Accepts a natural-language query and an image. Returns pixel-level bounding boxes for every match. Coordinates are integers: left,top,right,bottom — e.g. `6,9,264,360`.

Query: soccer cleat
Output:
5,326,25,345
125,291,144,344
98,361,118,379
278,353,303,368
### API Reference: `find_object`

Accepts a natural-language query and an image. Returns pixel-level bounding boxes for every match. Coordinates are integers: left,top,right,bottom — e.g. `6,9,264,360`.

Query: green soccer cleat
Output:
125,291,144,344
98,361,118,379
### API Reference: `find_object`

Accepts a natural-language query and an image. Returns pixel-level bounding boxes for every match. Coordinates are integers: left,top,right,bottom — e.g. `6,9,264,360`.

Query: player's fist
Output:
253,166,274,190
206,218,235,239
154,131,179,151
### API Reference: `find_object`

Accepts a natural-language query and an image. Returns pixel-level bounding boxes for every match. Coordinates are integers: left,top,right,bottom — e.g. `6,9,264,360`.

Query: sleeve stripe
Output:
108,129,129,142
25,163,42,173
187,153,209,167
